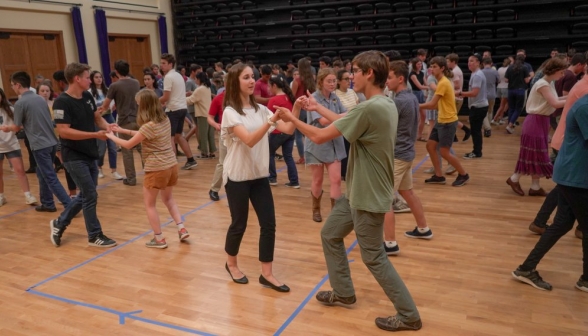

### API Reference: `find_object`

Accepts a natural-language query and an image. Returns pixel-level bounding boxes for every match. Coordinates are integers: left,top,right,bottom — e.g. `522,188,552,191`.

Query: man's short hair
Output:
11,71,31,88
384,50,403,61
114,59,130,76
389,61,409,84
110,71,118,79
260,65,272,75
571,53,587,66
64,62,91,84
482,57,493,65
416,49,427,56
190,64,202,73
160,53,176,66
446,53,459,63
319,56,332,66
53,70,66,82
352,50,389,89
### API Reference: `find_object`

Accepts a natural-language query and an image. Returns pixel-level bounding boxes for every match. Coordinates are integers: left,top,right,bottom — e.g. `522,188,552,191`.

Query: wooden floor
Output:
1,124,587,336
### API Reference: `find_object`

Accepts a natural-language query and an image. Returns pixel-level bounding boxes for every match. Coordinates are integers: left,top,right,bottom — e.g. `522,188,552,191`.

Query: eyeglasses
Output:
352,68,363,74
325,79,337,84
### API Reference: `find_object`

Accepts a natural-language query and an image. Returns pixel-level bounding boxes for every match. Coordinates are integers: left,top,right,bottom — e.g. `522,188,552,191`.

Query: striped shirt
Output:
138,119,177,172
335,89,359,112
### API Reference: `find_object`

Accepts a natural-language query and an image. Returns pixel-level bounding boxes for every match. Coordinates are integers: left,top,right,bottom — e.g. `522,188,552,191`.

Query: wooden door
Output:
0,31,65,100
108,35,152,79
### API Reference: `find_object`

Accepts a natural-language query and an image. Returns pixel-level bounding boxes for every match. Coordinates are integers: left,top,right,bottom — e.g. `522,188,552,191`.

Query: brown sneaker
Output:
315,291,356,305
529,222,548,235
375,316,422,331
506,177,524,196
576,227,583,239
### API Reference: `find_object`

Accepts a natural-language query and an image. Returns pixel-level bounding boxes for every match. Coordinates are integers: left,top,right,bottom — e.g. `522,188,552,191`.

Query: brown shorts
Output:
144,165,178,189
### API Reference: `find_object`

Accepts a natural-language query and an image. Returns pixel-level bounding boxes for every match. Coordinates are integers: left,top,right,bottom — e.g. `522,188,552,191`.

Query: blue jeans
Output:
269,133,298,184
58,159,102,239
507,89,526,125
98,114,117,169
295,109,307,158
32,145,70,209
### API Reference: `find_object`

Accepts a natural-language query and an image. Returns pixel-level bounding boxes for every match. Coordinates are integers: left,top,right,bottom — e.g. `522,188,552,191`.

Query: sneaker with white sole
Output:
25,194,38,205
111,172,124,180
383,242,400,256
423,167,434,174
512,268,552,291
50,219,66,247
88,233,117,248
575,277,588,293
98,169,104,178
178,228,190,241
145,237,167,248
285,182,300,189
393,201,411,213
405,227,433,239
506,125,515,134
445,165,457,175
181,160,198,170
0,195,7,207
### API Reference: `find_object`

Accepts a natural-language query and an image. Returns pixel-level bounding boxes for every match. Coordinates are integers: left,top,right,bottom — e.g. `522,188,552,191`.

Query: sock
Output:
155,233,164,241
24,191,31,198
510,173,520,183
418,227,430,233
177,222,185,230
385,241,397,248
530,179,541,190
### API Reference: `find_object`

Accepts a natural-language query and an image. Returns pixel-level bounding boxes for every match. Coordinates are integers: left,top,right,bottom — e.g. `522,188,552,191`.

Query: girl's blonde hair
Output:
136,89,167,126
316,67,337,90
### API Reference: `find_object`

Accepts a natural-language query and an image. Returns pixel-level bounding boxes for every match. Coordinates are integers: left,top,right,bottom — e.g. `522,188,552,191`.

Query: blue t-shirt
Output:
553,95,588,189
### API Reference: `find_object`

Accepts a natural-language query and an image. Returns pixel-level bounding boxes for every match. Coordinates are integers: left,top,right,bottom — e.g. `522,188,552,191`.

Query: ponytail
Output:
269,75,296,104
429,56,454,79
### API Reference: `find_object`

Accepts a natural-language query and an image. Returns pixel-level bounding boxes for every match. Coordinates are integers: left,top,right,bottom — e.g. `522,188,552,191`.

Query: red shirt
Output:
208,91,226,123
267,94,293,134
254,78,273,99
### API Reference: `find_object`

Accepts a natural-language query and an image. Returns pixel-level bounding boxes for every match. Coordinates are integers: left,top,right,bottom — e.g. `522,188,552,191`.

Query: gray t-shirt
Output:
393,89,419,162
185,78,198,114
13,91,58,151
107,78,140,126
481,67,500,100
468,69,489,108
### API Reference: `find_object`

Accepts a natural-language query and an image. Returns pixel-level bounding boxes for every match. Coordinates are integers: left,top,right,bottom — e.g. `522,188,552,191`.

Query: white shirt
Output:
526,79,557,116
221,104,275,185
163,69,188,111
452,66,464,101
0,107,21,153
497,66,509,89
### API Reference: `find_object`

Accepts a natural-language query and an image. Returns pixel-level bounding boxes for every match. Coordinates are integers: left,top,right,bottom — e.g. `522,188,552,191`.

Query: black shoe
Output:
36,205,57,212
405,227,434,239
50,219,66,247
181,160,198,170
285,182,300,189
275,154,284,161
54,164,64,173
88,233,117,248
209,190,220,201
259,275,290,292
123,178,136,186
463,152,482,159
383,242,400,256
462,126,471,142
452,173,470,187
484,129,491,137
25,167,36,174
268,178,278,186
512,267,552,291
576,276,588,293
225,263,248,284
425,175,446,184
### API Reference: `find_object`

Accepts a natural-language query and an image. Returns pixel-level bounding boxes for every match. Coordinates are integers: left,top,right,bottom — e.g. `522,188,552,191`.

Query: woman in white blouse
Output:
221,63,300,292
506,58,567,197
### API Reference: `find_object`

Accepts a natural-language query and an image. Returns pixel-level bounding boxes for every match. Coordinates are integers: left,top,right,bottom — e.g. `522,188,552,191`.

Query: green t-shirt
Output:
333,95,398,213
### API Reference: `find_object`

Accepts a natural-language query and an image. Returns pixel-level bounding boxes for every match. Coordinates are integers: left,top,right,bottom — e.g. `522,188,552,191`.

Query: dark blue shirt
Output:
553,95,588,189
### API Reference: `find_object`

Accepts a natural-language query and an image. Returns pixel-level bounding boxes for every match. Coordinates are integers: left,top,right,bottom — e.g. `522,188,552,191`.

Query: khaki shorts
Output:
393,159,413,192
144,165,178,189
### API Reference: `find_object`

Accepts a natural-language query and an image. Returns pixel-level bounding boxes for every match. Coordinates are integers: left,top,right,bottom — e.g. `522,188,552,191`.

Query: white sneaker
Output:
506,126,514,134
445,165,457,175
25,194,38,205
98,169,105,178
423,167,434,174
112,172,124,180
0,195,7,206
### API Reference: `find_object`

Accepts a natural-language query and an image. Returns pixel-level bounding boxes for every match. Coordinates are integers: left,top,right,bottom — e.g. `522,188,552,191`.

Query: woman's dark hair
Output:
269,75,296,103
0,88,13,121
89,70,108,99
297,58,316,93
195,72,211,88
511,54,526,73
336,69,349,89
144,72,157,82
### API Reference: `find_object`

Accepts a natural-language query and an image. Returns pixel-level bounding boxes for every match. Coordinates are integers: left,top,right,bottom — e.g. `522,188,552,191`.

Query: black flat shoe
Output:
259,275,290,292
209,190,220,201
225,263,248,284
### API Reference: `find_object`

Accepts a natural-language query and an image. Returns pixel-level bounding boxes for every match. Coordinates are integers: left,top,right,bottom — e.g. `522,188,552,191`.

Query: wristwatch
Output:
267,116,277,127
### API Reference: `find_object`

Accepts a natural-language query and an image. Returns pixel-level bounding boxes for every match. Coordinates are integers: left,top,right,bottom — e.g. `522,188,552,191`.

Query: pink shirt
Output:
551,75,588,151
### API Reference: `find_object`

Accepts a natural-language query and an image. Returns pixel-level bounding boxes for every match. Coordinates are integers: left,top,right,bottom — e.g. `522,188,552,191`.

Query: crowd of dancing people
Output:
1,47,587,332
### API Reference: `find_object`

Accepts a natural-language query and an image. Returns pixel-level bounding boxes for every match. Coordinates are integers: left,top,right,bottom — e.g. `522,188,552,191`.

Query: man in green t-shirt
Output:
275,51,422,332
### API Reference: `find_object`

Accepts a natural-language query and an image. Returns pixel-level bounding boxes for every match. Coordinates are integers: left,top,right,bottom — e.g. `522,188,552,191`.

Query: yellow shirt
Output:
436,76,458,123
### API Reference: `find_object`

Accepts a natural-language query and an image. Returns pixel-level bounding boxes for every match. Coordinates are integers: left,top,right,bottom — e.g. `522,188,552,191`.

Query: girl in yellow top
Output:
106,90,189,249
419,56,469,187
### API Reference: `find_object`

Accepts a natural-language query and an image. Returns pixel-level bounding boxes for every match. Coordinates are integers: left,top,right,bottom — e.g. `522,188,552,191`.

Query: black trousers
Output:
225,178,276,262
521,184,588,279
469,106,487,157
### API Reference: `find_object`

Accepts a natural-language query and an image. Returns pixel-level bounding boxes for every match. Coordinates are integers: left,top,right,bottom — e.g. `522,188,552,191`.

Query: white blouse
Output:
526,78,557,116
221,104,275,185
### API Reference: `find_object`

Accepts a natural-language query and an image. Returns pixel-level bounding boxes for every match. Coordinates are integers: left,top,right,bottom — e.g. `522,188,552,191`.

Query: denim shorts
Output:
413,91,425,104
429,121,458,148
0,149,22,160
